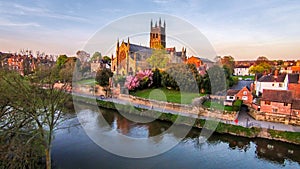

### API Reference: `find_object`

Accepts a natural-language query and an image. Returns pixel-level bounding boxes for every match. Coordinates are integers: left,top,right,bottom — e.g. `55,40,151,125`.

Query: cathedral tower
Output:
150,18,166,49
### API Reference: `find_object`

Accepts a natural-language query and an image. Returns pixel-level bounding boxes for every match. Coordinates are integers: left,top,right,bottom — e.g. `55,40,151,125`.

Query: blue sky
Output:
0,0,300,60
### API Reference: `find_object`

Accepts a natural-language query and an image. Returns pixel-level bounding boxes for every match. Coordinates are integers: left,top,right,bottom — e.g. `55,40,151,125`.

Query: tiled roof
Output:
261,89,293,103
125,43,153,53
292,99,300,110
258,74,286,82
230,80,253,90
227,89,239,96
235,65,250,68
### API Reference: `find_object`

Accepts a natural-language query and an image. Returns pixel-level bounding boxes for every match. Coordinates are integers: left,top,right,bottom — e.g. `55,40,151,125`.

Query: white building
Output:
234,66,252,76
255,73,288,96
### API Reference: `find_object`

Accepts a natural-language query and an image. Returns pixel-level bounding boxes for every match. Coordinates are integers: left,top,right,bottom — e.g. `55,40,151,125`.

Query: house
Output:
291,66,300,73
186,56,203,68
234,65,252,76
91,59,107,73
255,73,288,96
260,90,293,117
291,99,300,117
224,89,239,106
287,73,300,99
224,80,253,106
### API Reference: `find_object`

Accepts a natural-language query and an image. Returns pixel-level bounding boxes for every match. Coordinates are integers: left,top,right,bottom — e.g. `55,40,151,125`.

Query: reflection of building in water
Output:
111,18,187,76
254,139,300,164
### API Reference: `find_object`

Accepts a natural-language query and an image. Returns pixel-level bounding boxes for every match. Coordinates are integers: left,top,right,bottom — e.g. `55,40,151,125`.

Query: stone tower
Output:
150,18,166,49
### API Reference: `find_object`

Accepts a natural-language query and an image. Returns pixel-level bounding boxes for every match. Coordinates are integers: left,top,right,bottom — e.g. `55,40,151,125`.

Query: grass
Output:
130,88,205,105
75,78,96,85
203,100,233,111
268,129,300,144
234,75,255,80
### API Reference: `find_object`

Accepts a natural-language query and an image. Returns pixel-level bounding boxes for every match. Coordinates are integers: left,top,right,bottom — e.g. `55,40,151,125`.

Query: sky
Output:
0,0,300,60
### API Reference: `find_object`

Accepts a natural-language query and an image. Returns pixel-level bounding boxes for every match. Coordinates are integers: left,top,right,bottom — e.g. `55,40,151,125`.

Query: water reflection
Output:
53,106,300,168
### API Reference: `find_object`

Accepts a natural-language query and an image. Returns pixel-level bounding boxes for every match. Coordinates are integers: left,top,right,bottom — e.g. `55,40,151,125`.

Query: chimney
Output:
274,69,278,79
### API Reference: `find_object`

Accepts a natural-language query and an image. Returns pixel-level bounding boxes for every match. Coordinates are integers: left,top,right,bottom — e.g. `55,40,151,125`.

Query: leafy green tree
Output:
0,67,71,169
56,54,68,68
162,63,199,92
147,49,169,69
220,56,235,75
152,68,162,88
102,56,111,64
90,52,102,62
249,62,272,74
206,65,227,95
96,68,113,96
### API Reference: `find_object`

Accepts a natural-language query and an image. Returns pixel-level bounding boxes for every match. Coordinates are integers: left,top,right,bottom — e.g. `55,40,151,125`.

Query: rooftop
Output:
261,89,293,103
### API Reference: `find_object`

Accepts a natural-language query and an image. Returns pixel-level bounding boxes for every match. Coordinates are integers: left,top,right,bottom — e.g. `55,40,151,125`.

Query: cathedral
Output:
111,18,187,75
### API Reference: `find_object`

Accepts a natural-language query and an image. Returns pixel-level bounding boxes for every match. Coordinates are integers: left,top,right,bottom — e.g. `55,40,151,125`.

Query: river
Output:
52,107,300,169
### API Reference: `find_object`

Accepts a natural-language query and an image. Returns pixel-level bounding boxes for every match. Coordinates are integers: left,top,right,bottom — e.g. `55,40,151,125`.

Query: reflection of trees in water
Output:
95,107,300,165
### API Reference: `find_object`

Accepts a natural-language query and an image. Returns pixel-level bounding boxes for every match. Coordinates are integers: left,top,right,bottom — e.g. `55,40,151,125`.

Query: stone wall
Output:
249,107,300,125
119,94,238,121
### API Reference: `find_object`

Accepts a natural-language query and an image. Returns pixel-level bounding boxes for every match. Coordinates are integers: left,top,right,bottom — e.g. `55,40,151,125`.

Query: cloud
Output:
0,2,90,23
0,18,40,27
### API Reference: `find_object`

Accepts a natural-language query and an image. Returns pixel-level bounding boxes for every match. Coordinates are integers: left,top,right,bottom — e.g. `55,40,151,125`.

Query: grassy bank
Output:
268,129,300,144
74,97,300,145
130,88,205,104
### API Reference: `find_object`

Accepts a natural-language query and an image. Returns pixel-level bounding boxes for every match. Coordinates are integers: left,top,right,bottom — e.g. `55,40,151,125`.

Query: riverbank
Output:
73,95,300,145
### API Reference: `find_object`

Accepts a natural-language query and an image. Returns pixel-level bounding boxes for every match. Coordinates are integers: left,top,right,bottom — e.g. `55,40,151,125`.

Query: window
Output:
265,101,271,105
229,96,234,100
272,83,275,87
243,91,247,95
294,111,299,115
279,83,283,87
284,103,288,106
272,108,278,113
242,96,248,100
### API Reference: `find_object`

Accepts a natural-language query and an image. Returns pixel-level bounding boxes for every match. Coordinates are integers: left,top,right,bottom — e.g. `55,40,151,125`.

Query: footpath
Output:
72,92,300,132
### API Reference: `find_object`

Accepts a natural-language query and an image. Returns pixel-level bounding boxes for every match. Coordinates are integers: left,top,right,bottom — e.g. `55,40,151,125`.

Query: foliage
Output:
76,50,90,63
56,54,68,68
268,129,300,144
90,51,102,62
206,65,227,95
146,49,169,69
249,62,272,74
161,63,199,92
102,56,111,64
124,69,153,91
96,68,113,88
233,100,243,111
0,67,72,169
220,56,235,74
152,68,162,88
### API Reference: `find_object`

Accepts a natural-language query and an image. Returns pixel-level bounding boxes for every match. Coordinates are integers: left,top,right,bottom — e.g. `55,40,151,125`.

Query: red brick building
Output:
260,90,293,117
287,74,300,99
291,99,300,117
235,86,253,105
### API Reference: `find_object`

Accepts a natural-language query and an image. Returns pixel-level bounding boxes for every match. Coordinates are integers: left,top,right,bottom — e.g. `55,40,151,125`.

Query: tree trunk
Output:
45,148,51,169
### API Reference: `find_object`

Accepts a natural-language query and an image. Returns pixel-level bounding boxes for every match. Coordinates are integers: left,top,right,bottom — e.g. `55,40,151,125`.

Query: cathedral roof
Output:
124,43,153,53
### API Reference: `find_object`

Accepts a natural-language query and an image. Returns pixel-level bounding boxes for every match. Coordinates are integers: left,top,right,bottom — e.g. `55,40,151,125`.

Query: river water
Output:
52,107,300,169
